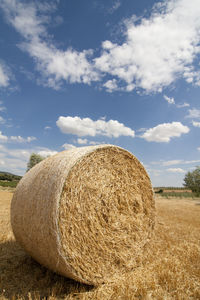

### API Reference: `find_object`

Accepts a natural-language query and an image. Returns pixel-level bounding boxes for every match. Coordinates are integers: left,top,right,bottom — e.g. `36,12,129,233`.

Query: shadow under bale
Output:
0,240,93,299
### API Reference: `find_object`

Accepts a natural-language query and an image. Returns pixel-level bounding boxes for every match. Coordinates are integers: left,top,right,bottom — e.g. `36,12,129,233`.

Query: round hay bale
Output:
11,145,155,285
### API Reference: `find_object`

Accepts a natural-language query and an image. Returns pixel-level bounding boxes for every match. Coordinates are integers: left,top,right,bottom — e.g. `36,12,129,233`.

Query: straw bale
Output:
11,145,155,285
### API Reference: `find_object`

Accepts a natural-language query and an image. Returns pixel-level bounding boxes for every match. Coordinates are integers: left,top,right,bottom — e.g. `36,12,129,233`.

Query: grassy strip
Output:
0,180,19,188
160,192,199,198
154,187,189,190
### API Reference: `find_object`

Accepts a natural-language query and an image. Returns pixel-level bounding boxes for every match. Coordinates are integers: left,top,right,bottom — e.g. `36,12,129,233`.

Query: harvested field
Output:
0,190,200,299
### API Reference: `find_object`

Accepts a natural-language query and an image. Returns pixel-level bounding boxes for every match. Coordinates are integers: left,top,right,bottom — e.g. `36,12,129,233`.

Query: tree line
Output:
0,172,22,181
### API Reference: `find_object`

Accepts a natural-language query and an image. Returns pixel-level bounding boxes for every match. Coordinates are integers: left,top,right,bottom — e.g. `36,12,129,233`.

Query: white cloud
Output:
8,148,32,160
1,0,47,39
10,136,36,143
0,131,8,141
103,79,119,93
0,116,6,124
0,106,6,112
137,127,147,133
0,0,100,89
44,126,51,130
88,141,101,145
164,95,175,104
167,168,185,173
73,138,102,145
152,159,200,166
75,138,88,145
176,102,190,108
62,143,76,150
184,160,200,165
56,116,135,138
0,62,10,88
26,42,99,88
102,40,116,50
187,108,200,119
95,0,200,92
108,0,121,14
27,137,36,143
148,168,162,177
37,149,57,157
0,132,37,144
198,147,200,151
141,122,189,142
192,121,200,127
162,160,183,166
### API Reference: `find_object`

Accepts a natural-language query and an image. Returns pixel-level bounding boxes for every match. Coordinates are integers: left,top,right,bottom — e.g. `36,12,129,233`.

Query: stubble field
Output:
0,189,199,299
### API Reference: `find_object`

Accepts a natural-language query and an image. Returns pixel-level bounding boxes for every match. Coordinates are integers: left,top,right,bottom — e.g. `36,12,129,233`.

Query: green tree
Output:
27,153,45,172
183,166,200,196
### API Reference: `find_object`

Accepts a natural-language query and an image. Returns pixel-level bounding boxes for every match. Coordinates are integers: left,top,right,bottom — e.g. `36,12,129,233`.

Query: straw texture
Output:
11,145,155,285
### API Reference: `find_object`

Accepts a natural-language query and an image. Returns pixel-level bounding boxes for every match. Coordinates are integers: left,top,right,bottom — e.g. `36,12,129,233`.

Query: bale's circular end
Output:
11,145,155,285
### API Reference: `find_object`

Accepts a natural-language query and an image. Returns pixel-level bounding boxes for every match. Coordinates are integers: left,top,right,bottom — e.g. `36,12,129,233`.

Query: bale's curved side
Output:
11,145,155,285
11,145,102,282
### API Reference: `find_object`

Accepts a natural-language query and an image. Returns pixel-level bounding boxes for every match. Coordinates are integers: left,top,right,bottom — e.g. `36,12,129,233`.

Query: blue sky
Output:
0,0,200,186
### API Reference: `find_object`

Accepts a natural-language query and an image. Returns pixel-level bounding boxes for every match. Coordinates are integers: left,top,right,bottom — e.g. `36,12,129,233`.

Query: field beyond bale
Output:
0,190,200,299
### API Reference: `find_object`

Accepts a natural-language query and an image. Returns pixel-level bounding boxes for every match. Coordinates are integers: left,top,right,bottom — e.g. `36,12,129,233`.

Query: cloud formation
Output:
1,0,200,93
73,138,103,146
164,95,175,104
10,136,36,143
0,132,36,143
62,143,76,150
0,131,8,141
176,102,190,108
103,79,118,93
75,138,88,145
192,121,200,127
95,0,200,92
186,108,200,119
141,122,189,142
37,149,57,157
167,168,185,173
0,0,99,89
56,116,135,138
0,63,10,88
151,159,200,166
108,0,121,14
162,160,183,166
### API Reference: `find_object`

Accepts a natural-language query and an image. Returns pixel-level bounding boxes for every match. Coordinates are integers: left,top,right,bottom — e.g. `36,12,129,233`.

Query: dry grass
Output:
0,191,200,299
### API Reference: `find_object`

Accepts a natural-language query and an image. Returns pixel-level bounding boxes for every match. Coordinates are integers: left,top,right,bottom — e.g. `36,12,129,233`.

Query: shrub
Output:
27,153,45,172
184,166,200,196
